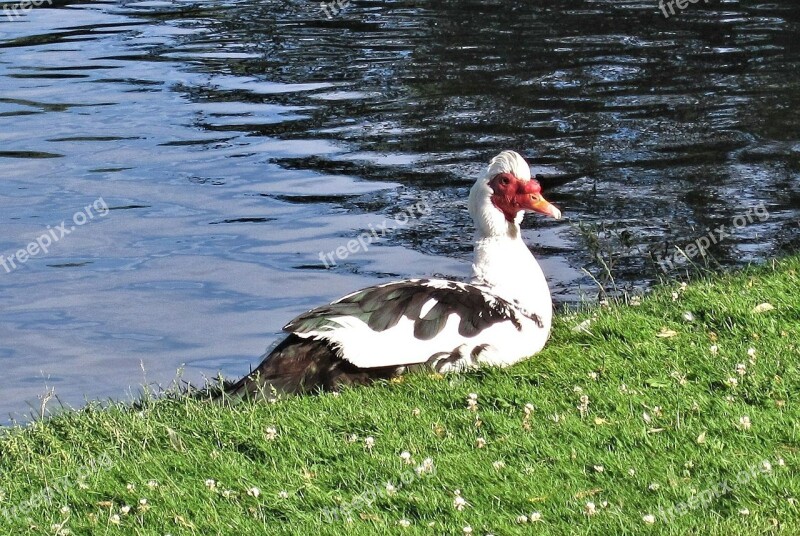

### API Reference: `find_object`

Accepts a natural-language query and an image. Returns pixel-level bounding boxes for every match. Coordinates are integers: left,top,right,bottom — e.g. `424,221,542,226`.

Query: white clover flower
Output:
585,501,597,516
120,505,131,515
415,457,434,475
109,514,120,525
463,526,472,534
710,344,719,355
724,377,738,387
643,514,655,525
204,479,216,489
739,508,750,516
411,408,421,416
762,461,772,473
739,416,752,430
648,483,660,491
747,347,756,357
683,311,694,322
736,363,747,376
278,490,289,499
386,483,397,495
397,519,411,527
492,460,505,470
530,511,542,522
516,515,529,524
400,451,412,463
451,489,467,510
628,468,636,476
476,437,486,448
146,480,159,489
524,403,535,415
365,436,375,450
60,505,70,514
126,483,135,491
247,487,261,498
593,465,604,473
265,427,278,440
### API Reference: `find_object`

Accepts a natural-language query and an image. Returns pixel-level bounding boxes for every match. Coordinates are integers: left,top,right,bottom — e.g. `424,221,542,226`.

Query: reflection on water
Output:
0,0,798,421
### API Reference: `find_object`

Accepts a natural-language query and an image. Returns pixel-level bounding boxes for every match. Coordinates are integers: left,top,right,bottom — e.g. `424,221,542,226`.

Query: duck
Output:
225,150,562,399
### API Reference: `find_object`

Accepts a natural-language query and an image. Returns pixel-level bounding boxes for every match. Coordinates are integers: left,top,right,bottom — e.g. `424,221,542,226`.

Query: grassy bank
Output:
1,257,799,535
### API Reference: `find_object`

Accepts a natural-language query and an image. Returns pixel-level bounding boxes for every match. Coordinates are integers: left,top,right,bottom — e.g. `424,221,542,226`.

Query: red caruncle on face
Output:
488,173,560,221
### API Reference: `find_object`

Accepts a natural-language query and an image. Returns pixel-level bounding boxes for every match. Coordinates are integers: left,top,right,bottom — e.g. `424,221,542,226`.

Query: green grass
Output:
1,257,799,535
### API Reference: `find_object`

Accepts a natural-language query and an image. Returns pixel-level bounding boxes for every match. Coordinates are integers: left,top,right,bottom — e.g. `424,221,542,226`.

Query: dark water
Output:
1,0,799,421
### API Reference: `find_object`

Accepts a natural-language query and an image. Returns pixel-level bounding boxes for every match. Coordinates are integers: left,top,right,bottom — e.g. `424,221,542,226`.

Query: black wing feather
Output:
285,279,538,338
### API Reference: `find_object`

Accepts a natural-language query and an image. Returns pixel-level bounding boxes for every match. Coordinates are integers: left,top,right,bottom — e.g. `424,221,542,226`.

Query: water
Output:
1,0,798,421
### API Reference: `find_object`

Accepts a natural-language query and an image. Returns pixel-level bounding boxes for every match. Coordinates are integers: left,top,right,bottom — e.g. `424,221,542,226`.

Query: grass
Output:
1,256,799,535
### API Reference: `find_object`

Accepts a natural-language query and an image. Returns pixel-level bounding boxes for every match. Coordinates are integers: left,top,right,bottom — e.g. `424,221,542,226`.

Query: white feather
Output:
418,298,438,318
297,312,546,369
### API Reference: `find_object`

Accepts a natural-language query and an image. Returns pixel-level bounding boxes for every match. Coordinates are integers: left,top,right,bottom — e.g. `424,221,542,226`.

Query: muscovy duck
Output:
226,150,561,398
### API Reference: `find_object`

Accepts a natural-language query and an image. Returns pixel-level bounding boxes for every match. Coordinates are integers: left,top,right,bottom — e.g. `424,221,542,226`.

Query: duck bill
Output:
521,194,562,219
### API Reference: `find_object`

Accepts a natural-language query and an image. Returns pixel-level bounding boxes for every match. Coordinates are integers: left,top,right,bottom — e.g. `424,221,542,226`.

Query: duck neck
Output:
470,221,552,327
